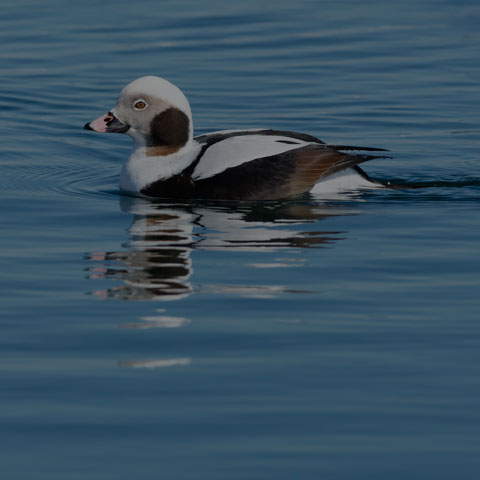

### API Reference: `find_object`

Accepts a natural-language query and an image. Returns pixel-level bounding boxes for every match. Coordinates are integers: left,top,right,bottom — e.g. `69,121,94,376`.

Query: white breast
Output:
120,143,202,193
192,134,312,180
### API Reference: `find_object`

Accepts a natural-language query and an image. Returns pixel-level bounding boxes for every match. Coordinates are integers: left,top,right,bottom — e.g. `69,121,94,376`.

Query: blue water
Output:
1,1,480,478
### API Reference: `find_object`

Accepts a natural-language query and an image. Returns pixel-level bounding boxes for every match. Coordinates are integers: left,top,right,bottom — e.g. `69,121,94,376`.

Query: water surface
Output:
1,1,480,478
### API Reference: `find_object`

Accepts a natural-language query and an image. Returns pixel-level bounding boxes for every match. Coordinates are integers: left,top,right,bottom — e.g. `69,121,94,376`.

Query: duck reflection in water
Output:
88,198,195,301
86,195,355,302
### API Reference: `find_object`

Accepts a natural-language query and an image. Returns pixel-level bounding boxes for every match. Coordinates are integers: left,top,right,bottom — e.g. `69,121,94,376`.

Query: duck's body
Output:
85,76,387,200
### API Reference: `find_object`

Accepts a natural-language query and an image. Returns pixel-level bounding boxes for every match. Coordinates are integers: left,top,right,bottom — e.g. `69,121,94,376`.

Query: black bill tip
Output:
84,122,93,131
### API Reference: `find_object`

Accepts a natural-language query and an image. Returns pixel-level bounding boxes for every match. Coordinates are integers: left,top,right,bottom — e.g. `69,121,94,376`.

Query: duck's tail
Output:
327,144,390,153
325,144,392,187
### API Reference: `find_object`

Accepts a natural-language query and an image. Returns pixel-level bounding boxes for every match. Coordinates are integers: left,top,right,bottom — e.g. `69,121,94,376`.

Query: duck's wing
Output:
191,133,387,200
190,130,322,181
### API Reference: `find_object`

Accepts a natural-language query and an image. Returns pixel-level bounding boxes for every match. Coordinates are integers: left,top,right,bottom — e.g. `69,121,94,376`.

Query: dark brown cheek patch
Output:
148,107,189,147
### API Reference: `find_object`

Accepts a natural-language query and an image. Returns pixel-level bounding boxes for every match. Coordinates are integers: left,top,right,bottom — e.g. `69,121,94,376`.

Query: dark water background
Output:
1,0,480,478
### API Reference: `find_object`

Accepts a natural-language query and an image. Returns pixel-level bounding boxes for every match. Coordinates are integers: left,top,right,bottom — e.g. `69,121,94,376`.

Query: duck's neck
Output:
120,140,201,194
144,145,188,157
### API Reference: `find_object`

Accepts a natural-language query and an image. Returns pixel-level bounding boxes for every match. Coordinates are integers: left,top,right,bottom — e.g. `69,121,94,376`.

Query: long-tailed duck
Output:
84,76,387,200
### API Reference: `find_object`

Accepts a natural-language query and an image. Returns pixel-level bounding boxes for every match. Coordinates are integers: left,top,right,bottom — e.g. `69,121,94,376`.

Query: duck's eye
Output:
133,99,148,111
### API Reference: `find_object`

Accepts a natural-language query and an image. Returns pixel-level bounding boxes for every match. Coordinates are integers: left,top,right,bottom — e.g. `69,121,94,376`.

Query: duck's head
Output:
84,76,193,150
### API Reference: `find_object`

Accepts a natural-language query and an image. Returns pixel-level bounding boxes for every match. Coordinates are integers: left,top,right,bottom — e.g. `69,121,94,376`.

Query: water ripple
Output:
1,162,118,198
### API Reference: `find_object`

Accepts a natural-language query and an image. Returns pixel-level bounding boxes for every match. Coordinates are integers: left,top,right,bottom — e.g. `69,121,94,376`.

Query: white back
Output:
192,134,312,180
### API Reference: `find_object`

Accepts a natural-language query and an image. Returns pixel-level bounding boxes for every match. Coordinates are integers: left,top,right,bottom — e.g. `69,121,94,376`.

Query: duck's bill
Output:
84,112,129,133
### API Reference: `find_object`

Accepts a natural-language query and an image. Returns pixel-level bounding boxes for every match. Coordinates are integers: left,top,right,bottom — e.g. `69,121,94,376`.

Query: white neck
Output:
119,141,202,194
